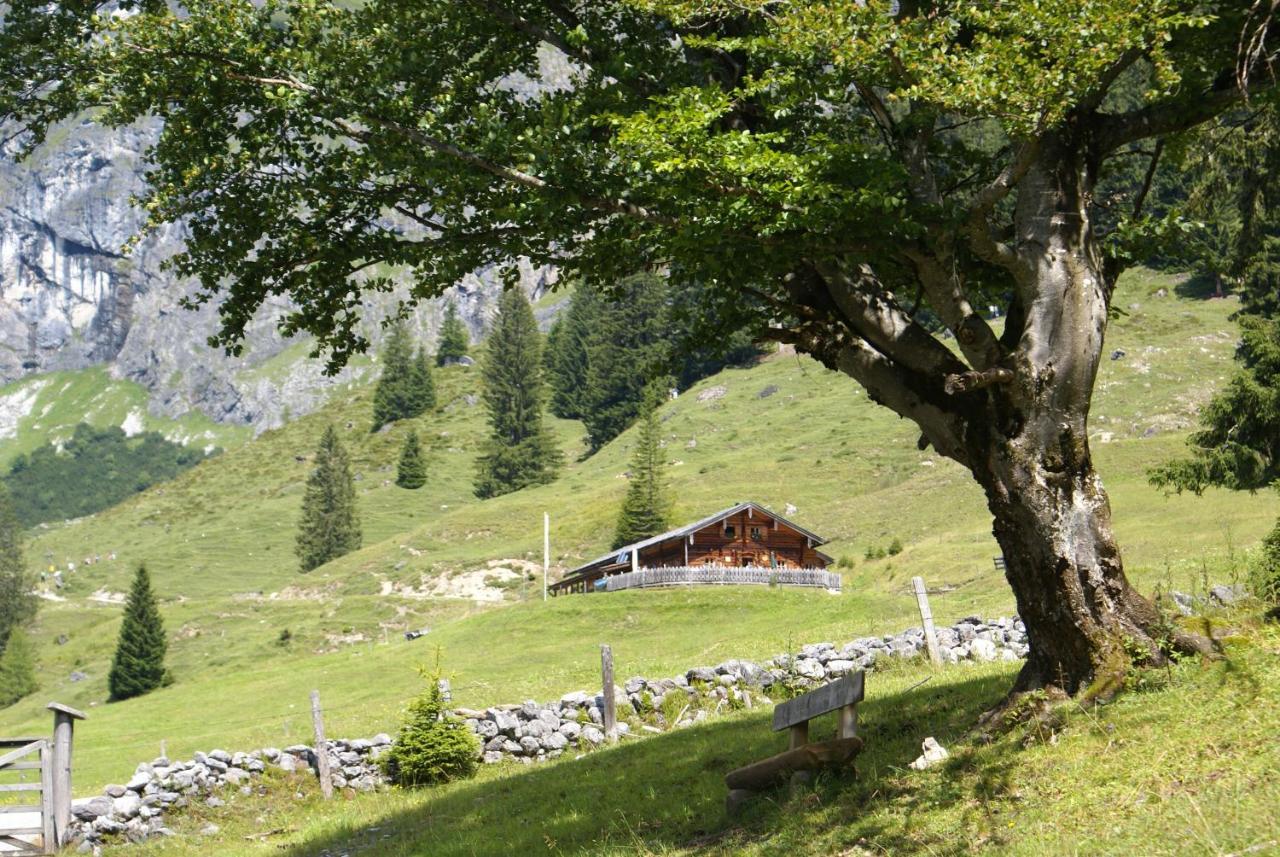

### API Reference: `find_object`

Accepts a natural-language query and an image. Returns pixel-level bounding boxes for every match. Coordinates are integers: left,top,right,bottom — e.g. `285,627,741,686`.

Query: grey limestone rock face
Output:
0,120,556,435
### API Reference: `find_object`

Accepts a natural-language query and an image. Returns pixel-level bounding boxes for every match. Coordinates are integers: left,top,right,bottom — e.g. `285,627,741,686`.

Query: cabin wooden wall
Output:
636,510,828,569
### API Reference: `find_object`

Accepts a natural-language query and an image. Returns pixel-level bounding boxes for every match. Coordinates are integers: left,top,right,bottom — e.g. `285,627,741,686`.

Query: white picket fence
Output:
603,566,841,593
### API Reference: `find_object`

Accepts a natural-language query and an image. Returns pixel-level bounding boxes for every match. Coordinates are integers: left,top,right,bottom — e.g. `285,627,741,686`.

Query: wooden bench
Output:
724,671,865,813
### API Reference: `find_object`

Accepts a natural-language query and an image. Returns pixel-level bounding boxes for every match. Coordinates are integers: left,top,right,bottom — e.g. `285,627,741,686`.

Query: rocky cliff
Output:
0,118,555,434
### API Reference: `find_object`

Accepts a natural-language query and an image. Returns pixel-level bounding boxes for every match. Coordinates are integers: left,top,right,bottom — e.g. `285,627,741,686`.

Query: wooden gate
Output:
0,737,53,856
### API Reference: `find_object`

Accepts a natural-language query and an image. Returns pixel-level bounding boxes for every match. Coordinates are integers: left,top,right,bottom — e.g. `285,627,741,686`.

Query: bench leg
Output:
789,722,808,750
837,704,858,739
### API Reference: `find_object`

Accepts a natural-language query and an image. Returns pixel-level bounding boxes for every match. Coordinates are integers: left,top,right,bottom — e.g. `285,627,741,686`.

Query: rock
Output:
909,737,949,770
73,796,114,821
541,732,568,752
482,751,504,764
518,736,541,756
200,823,220,836
560,690,591,708
69,670,89,683
580,726,605,746
126,771,151,792
112,794,142,819
686,666,717,684
104,784,127,798
970,639,998,661
1169,590,1195,616
223,768,250,786
757,385,779,399
825,659,856,676
558,721,582,740
1110,348,1126,360
276,754,299,773
93,817,127,835
205,796,225,808
1210,584,1247,606
696,385,727,402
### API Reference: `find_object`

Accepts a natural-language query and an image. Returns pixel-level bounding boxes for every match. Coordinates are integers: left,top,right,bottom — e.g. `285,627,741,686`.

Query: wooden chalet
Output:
550,502,838,595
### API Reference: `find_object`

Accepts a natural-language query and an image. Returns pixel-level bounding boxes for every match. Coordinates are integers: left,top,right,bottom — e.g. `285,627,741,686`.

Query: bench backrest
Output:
771,671,864,731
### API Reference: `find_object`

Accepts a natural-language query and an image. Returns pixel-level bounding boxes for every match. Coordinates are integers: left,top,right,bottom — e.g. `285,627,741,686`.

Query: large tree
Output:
613,404,672,550
108,564,168,702
475,288,561,498
436,302,470,366
296,425,363,571
6,0,1277,704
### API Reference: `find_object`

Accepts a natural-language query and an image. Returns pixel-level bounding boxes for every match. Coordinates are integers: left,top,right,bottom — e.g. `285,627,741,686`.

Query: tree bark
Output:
959,128,1209,703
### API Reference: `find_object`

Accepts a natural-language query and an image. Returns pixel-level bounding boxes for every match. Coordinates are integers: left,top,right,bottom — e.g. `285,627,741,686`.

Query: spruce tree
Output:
0,627,37,708
107,564,168,702
396,430,427,489
474,288,562,499
612,403,672,549
371,321,419,431
545,289,597,421
296,425,363,571
410,348,437,414
582,274,670,451
0,484,35,651
436,302,470,366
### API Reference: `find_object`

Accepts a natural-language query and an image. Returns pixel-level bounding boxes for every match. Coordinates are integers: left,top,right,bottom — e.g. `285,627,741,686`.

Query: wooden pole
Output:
912,576,942,666
543,512,550,602
39,739,54,853
837,704,858,739
310,690,333,799
46,703,85,847
600,644,617,741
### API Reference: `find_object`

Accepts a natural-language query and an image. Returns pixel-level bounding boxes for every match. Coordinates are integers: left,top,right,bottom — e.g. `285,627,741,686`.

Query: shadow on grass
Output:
278,668,1015,857
1173,272,1227,301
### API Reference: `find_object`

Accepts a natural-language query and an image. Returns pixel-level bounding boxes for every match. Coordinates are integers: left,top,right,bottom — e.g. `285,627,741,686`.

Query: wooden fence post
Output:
600,644,617,741
310,690,333,799
912,576,942,666
47,702,85,847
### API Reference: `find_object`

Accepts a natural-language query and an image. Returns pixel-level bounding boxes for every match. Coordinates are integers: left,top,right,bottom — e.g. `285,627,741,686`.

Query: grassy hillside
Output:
0,367,251,468
107,621,1280,857
106,618,1280,857
0,268,1274,799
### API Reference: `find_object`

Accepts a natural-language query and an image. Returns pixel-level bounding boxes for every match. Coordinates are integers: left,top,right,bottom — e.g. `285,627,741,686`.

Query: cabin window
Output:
724,524,736,538
750,526,763,541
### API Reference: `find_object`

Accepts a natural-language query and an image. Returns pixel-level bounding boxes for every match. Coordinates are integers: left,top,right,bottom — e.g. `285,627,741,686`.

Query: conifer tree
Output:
0,627,37,708
582,274,670,451
474,289,562,499
396,430,427,490
372,321,420,431
410,348,437,414
0,484,35,651
436,302,470,366
296,425,362,571
612,403,671,549
545,289,597,421
107,564,168,701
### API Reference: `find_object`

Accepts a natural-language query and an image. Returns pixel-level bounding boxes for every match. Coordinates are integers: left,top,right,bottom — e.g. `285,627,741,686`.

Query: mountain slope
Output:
0,268,1273,795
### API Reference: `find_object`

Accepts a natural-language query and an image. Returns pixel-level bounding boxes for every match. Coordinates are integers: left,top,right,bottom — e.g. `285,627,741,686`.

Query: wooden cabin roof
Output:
563,501,830,580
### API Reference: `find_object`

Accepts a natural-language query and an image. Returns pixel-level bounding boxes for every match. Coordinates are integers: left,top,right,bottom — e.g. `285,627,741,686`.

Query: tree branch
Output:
964,140,1039,273
816,263,971,380
770,325,969,466
1097,67,1279,152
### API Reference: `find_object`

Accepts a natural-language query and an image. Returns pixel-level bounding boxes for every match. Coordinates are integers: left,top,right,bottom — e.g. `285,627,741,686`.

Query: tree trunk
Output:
962,130,1207,703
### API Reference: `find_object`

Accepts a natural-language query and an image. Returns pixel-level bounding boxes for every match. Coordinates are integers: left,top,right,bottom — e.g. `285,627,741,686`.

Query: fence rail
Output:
603,566,841,593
